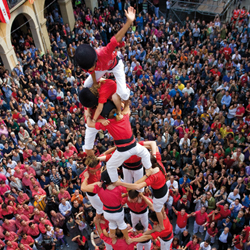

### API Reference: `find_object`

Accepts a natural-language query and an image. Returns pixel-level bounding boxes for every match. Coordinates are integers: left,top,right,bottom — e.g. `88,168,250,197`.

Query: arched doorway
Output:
11,13,34,52
9,8,45,57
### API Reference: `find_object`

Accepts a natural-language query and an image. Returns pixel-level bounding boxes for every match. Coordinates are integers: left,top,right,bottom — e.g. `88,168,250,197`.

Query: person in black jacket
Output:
218,227,232,250
179,229,191,247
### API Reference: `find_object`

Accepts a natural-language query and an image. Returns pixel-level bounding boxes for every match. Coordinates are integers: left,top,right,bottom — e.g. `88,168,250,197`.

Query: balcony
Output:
7,0,26,12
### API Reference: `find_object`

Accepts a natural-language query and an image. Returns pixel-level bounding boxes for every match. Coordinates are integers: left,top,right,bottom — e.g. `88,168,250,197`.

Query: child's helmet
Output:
79,88,98,108
75,44,97,70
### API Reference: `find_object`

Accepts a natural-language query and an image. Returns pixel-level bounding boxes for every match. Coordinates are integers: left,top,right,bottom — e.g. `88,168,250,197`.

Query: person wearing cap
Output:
75,7,135,102
81,170,130,243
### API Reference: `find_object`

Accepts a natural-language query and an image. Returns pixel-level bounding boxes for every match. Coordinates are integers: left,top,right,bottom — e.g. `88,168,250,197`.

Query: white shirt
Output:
182,87,194,95
37,119,47,128
200,242,211,250
166,180,178,190
179,138,190,147
227,192,241,203
7,161,17,169
59,201,72,216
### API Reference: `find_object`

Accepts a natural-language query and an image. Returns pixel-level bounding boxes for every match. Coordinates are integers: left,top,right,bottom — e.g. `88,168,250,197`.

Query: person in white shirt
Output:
179,134,190,150
24,115,35,127
227,189,241,203
37,116,47,128
67,73,75,85
7,159,17,169
59,198,72,217
182,83,194,95
200,134,211,149
24,99,33,115
200,240,211,250
166,176,178,191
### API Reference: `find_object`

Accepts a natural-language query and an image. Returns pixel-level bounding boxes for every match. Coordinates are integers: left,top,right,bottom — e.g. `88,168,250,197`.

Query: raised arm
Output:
81,172,100,193
115,7,135,42
115,179,147,190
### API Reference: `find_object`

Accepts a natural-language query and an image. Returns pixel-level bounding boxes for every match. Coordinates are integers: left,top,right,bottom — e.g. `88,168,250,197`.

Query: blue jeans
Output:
57,236,68,246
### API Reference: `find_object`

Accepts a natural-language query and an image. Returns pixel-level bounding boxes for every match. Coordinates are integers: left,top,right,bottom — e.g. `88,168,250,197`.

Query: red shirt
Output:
207,211,221,223
63,150,74,159
123,155,142,170
134,65,143,76
93,185,126,212
207,224,218,237
145,171,166,190
39,220,52,234
2,220,16,232
23,206,34,218
176,211,188,228
1,206,15,216
17,193,29,204
33,211,46,223
169,190,181,206
194,210,208,225
234,235,244,249
58,191,71,201
100,233,139,250
223,47,232,59
70,105,78,113
15,215,29,229
233,9,240,18
6,241,18,250
20,235,34,245
98,79,117,103
218,205,231,219
95,114,135,150
151,217,173,241
27,224,40,237
210,69,221,77
80,163,101,184
32,188,46,197
100,219,109,231
87,36,122,73
122,196,152,213
186,241,200,250
0,226,4,239
236,106,245,117
4,231,17,241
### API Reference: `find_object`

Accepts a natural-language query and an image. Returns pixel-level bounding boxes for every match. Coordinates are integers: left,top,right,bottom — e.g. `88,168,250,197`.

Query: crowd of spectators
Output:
0,0,249,249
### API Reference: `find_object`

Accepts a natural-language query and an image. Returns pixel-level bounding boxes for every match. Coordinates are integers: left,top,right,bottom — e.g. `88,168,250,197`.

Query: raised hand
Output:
125,6,136,24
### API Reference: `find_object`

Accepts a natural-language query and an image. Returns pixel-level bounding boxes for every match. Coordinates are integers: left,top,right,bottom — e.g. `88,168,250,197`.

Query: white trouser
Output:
86,193,103,215
104,209,127,230
193,221,204,234
123,167,144,192
137,240,151,250
84,60,130,100
159,237,173,250
175,224,186,235
153,190,169,213
107,143,152,182
85,124,99,150
104,242,113,250
205,230,215,243
130,210,148,231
